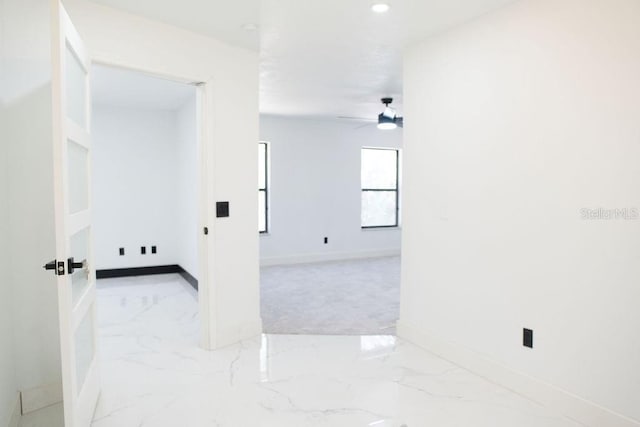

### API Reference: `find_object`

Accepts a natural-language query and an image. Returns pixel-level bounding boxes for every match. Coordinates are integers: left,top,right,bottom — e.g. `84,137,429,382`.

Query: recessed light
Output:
371,3,390,13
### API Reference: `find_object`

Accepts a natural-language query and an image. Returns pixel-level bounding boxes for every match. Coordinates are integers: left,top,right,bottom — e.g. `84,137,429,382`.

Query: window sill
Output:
361,226,401,231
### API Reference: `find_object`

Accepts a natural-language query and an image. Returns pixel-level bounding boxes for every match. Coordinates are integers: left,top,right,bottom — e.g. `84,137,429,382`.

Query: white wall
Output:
260,115,402,265
2,0,62,417
0,125,17,427
92,98,199,277
176,97,199,278
93,105,181,270
0,135,18,427
65,0,261,349
399,1,640,426
0,2,19,421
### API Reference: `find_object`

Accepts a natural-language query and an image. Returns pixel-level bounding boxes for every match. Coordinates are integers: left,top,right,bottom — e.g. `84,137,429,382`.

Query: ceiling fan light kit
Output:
377,97,403,130
377,114,398,130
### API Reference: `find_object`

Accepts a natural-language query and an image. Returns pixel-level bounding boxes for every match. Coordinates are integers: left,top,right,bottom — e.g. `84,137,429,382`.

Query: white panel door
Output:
50,2,100,425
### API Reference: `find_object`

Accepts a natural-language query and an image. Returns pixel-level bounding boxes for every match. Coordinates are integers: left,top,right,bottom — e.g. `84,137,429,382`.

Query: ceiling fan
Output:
339,97,404,130
377,97,403,130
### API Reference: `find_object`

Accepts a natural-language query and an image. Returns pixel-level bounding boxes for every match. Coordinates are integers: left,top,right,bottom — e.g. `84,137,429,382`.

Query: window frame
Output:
259,141,269,234
361,147,400,229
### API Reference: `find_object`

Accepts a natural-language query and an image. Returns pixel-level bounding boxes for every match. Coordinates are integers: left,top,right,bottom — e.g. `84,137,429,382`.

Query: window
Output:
361,147,399,228
258,142,268,233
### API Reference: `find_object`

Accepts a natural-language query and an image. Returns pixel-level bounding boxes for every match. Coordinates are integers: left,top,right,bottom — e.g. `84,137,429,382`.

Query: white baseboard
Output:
260,249,400,267
20,382,62,415
396,320,640,427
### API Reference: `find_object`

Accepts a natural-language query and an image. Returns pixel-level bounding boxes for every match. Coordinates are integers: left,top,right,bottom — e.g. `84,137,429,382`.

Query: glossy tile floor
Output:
22,273,585,426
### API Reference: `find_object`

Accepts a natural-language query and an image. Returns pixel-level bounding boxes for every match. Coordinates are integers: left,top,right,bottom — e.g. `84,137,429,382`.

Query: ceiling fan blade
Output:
355,122,376,130
337,116,376,121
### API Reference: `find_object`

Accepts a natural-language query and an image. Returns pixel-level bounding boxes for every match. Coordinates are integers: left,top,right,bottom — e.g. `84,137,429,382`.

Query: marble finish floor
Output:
21,274,584,426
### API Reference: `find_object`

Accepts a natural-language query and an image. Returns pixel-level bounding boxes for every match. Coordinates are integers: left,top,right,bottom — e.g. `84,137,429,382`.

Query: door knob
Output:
67,257,86,275
43,260,66,275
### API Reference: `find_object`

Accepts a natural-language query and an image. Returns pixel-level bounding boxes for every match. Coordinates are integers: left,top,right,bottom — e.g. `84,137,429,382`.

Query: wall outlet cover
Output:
523,328,533,348
216,201,230,218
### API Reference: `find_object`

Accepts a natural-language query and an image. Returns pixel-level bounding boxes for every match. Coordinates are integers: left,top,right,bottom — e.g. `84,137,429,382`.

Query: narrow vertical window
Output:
259,142,268,233
361,148,399,228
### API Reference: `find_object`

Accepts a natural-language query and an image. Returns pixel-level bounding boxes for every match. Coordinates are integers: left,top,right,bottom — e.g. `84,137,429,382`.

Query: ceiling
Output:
260,0,514,119
87,0,515,119
86,0,260,51
92,64,195,110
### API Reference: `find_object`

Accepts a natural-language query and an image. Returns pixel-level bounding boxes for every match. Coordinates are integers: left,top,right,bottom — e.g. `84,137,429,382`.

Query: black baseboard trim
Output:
97,265,199,291
96,265,180,279
177,266,198,291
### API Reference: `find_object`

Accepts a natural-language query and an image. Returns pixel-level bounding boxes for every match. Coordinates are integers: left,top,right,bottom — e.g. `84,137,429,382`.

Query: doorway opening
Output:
258,118,403,336
90,64,204,347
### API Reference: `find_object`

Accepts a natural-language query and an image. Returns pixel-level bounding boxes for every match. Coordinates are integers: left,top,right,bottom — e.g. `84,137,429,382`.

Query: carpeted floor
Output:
260,256,400,335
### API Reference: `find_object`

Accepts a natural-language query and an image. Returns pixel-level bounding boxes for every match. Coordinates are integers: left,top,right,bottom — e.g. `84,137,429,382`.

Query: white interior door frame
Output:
90,59,214,350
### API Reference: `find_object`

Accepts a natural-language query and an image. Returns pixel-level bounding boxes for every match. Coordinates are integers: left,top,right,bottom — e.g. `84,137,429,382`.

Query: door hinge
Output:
44,260,65,275
203,227,209,235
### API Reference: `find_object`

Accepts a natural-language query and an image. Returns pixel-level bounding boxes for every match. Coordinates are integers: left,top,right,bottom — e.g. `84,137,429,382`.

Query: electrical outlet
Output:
324,237,328,244
151,246,157,254
119,248,125,256
523,328,533,348
141,246,146,255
